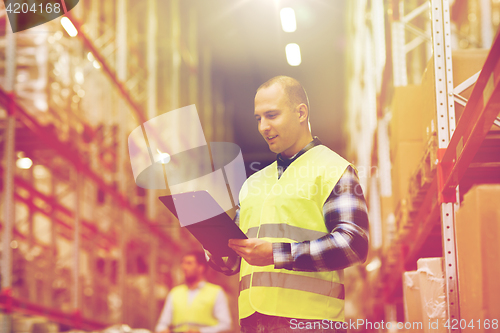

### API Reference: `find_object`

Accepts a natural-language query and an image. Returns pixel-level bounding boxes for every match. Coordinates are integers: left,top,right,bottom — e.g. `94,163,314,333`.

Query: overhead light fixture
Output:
16,157,33,169
280,7,296,32
61,17,78,37
285,43,301,66
365,257,381,272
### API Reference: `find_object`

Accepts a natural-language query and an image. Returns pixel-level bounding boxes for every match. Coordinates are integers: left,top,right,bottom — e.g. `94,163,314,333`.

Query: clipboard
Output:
158,191,247,257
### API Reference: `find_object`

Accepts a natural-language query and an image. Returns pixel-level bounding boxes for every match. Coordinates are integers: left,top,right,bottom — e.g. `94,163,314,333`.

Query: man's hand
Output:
228,238,274,266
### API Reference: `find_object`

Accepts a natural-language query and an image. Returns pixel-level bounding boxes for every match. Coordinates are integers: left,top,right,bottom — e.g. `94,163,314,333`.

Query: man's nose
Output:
259,119,271,133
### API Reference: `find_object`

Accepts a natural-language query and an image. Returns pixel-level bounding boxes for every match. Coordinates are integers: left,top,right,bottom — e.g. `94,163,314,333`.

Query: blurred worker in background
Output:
208,76,369,332
155,251,231,333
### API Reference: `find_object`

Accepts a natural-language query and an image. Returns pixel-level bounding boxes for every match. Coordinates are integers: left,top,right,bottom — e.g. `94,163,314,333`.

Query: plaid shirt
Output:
207,138,369,274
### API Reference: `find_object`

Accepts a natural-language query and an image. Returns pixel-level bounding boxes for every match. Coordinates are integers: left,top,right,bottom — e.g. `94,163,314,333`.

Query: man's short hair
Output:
257,75,310,112
184,251,208,270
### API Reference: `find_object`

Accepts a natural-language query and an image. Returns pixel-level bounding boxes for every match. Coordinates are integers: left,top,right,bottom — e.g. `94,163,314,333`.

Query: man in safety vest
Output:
155,252,232,333
208,76,369,332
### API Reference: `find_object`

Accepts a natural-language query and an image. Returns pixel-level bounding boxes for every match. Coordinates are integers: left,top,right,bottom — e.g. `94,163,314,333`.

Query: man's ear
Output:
297,103,308,123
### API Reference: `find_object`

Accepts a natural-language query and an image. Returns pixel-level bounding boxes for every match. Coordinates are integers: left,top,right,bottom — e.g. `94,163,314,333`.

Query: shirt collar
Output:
277,136,322,168
188,280,206,291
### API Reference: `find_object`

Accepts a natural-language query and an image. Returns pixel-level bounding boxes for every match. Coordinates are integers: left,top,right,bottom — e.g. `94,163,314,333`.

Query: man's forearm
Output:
273,222,369,271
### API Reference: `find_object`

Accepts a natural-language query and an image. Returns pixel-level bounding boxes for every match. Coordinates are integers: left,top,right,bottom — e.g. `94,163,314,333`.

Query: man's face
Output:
254,84,302,158
181,255,203,282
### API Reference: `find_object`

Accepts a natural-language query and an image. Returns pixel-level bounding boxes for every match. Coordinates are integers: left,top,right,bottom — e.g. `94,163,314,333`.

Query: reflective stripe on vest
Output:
238,145,351,321
171,322,206,330
239,273,345,299
245,224,328,242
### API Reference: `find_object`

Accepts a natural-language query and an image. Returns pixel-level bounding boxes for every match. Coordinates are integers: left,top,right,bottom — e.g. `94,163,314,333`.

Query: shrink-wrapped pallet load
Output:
417,257,447,333
402,271,425,332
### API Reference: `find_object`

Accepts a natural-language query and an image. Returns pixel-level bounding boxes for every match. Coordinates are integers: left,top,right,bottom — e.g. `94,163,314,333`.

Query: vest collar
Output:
277,137,322,179
187,280,206,291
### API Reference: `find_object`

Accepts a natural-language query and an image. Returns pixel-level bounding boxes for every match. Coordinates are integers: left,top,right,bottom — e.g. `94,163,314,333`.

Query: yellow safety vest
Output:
170,282,221,332
238,145,351,321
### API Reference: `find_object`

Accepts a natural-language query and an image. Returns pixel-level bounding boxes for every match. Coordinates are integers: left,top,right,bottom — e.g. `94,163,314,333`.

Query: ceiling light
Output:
280,8,297,32
285,43,301,66
366,258,381,272
16,157,33,169
61,17,78,37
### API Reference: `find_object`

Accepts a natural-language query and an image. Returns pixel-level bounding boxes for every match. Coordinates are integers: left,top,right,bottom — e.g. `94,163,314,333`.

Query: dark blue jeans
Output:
240,313,348,333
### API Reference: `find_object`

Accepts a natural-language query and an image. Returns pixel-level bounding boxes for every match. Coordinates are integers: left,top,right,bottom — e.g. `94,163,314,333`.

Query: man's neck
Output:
281,133,314,159
186,278,205,290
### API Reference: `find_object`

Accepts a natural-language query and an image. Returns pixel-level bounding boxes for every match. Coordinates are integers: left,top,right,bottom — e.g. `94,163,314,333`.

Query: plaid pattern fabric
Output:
207,138,369,274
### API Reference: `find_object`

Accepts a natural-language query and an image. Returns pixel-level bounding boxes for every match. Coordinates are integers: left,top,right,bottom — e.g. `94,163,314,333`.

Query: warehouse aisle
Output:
1,0,499,332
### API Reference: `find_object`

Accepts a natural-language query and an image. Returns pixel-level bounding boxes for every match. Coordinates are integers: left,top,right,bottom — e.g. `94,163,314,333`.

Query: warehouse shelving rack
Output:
0,0,218,331
383,0,461,322
343,0,390,322
0,17,151,333
380,0,500,331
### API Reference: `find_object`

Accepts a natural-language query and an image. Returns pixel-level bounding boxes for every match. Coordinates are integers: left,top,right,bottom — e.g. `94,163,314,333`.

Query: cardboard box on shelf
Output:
417,257,447,333
380,195,394,223
403,271,425,332
11,315,49,333
420,49,491,141
381,213,397,256
452,49,489,100
380,196,396,251
32,322,59,333
395,198,413,239
420,61,436,143
390,85,425,156
456,185,500,333
391,141,425,207
452,49,492,131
